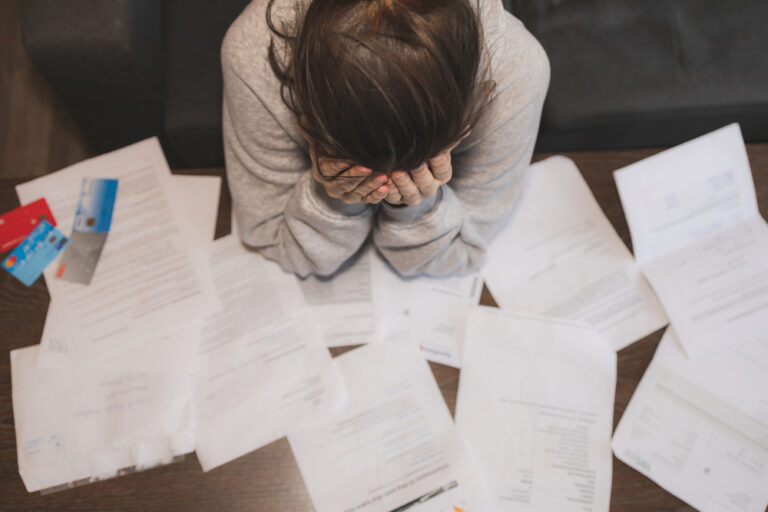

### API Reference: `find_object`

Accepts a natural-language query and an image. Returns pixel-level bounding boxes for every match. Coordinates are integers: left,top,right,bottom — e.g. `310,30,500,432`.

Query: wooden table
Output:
1,145,767,511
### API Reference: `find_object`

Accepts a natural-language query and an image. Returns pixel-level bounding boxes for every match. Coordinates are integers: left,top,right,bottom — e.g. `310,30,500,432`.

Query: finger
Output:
409,163,435,191
384,179,402,204
364,184,389,204
351,173,388,199
393,171,421,205
420,179,441,199
427,152,452,183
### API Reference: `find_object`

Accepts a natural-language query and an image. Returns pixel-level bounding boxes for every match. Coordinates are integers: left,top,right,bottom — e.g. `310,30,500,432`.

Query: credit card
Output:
73,178,118,233
56,178,118,285
0,198,56,252
55,232,108,285
2,220,69,286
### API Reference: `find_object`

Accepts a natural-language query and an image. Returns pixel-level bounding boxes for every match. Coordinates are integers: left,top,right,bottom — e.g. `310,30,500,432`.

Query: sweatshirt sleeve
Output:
372,13,550,276
221,15,375,277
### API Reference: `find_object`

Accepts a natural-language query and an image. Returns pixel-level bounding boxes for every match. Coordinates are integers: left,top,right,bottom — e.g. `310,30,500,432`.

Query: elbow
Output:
304,257,346,278
384,244,487,278
238,227,350,279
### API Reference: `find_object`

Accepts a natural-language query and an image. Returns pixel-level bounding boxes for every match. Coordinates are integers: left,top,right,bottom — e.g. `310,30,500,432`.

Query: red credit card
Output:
0,198,57,252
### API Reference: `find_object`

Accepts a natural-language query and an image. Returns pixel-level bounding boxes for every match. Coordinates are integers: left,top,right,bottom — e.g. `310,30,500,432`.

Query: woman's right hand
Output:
304,134,390,205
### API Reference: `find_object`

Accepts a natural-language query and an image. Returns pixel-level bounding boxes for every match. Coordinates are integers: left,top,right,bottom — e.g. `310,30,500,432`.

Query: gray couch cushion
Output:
512,0,768,150
163,0,250,167
22,0,163,155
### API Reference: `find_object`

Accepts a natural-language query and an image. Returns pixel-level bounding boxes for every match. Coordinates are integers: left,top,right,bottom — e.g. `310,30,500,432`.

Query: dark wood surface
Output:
1,146,767,512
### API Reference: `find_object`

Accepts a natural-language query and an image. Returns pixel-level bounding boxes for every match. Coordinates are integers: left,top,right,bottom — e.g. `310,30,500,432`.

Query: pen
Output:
389,480,458,512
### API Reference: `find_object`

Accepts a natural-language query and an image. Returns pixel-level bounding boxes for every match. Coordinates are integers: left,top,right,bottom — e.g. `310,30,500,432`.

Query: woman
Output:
222,0,549,277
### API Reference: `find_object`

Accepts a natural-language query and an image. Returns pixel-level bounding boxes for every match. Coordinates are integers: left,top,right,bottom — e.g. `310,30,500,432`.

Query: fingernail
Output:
375,175,387,184
393,172,406,182
358,167,372,175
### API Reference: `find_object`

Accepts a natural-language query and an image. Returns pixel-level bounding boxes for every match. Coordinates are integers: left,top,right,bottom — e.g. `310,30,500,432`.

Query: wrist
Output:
383,200,408,208
380,189,441,222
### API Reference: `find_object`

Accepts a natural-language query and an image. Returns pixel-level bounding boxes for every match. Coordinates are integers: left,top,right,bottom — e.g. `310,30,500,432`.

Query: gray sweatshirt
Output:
222,0,550,277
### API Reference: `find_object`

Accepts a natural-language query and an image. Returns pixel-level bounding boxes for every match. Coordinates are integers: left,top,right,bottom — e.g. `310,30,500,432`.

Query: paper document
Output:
484,156,667,351
614,123,768,355
36,302,201,374
172,174,221,245
11,345,195,493
612,328,768,511
298,245,376,347
288,344,492,512
234,202,375,348
15,138,217,358
456,307,616,511
371,253,482,368
35,174,221,370
194,235,344,471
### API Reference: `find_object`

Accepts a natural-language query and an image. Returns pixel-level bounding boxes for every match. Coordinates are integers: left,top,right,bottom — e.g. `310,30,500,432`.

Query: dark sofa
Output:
21,0,768,168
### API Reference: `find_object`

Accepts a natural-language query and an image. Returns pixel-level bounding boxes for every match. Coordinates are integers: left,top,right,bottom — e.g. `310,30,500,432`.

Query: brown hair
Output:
266,0,494,174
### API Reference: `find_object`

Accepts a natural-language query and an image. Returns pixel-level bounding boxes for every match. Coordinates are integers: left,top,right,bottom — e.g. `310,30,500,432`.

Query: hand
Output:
298,123,390,205
384,147,454,206
311,146,390,205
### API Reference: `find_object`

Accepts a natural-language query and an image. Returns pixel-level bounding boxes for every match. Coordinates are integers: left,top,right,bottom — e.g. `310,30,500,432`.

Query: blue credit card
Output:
2,220,69,286
73,178,118,233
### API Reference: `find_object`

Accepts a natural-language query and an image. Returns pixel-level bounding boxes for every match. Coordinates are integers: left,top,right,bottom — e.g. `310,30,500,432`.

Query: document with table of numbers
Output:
15,138,218,359
615,123,768,356
194,235,345,471
612,328,768,512
456,307,616,512
371,252,482,368
288,344,492,512
483,156,668,351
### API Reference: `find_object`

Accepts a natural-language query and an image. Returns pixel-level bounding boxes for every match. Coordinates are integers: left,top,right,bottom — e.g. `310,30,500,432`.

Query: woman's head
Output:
267,0,493,173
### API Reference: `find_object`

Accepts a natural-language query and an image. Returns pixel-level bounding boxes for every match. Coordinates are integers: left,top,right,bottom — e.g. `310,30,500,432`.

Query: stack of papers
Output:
194,236,344,471
371,253,482,368
483,156,668,351
612,328,768,511
34,174,221,370
298,245,376,347
615,123,768,356
11,140,222,492
15,139,218,359
288,343,492,512
456,308,616,511
8,124,768,511
12,344,196,493
612,123,768,510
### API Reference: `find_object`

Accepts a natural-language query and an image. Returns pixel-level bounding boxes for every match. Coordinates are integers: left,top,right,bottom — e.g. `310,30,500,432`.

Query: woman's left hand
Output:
384,148,453,206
